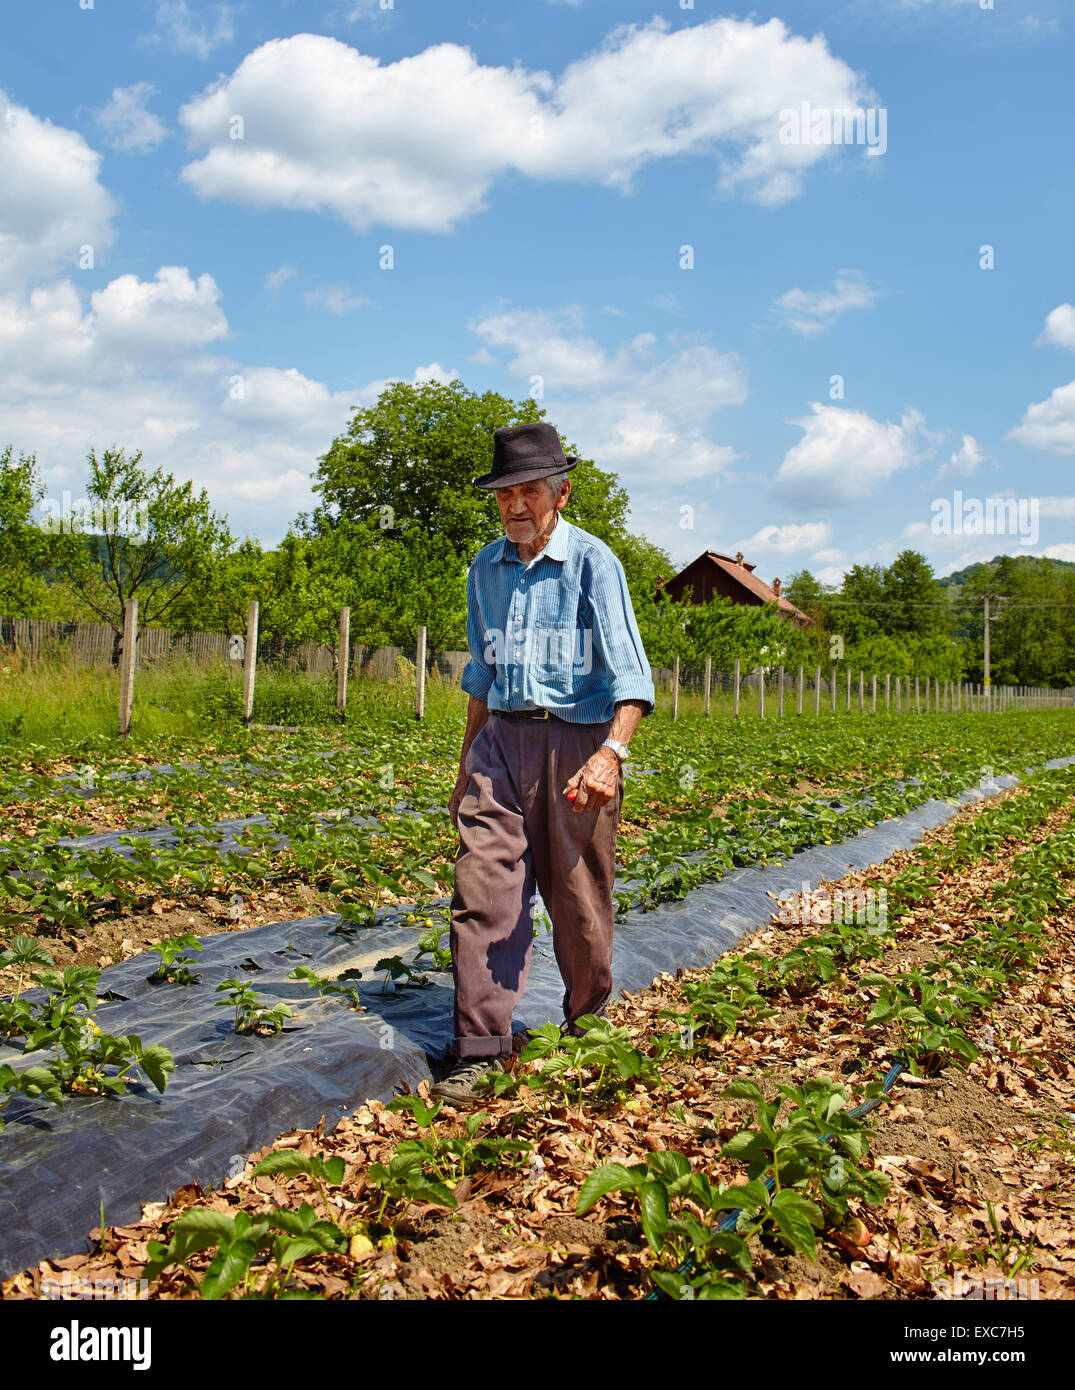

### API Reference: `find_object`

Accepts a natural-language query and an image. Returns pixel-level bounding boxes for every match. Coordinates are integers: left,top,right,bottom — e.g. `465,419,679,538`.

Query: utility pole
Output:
983,593,991,709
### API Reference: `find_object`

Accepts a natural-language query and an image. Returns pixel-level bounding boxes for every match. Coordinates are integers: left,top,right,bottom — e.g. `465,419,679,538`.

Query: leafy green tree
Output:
0,446,49,615
784,569,831,628
309,378,671,650
882,550,947,637
311,379,544,557
831,564,886,645
958,556,1075,687
42,447,233,664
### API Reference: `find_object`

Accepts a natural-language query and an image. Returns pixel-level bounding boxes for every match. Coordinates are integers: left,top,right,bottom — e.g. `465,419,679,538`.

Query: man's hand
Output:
449,768,469,830
563,746,621,812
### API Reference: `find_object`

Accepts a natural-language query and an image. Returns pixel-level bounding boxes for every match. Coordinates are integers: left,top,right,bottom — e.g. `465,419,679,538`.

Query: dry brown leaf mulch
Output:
3,778,1073,1300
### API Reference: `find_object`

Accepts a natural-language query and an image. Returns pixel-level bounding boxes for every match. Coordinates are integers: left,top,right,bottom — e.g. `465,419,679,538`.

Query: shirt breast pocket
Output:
534,619,593,687
533,621,575,687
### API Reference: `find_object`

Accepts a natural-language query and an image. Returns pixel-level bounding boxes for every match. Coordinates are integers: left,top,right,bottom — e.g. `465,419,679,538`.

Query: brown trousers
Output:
449,712,624,1058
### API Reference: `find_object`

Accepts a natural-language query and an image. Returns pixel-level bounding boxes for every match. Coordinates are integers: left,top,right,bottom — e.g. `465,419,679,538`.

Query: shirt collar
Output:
495,514,572,565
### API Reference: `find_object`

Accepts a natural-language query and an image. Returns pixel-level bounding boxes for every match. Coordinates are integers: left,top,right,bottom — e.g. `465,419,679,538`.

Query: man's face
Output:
494,477,569,545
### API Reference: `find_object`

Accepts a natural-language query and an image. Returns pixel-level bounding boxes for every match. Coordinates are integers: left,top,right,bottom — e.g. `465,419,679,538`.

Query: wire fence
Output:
2,610,1072,737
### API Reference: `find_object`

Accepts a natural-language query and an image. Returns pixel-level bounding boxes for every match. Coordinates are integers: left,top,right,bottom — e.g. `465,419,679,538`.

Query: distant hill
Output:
938,554,1075,591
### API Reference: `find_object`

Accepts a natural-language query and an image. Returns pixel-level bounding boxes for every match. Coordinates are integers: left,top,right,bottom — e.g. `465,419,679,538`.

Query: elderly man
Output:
433,421,655,1102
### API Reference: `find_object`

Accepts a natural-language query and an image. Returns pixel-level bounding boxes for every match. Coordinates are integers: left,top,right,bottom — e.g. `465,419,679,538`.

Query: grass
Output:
0,657,469,752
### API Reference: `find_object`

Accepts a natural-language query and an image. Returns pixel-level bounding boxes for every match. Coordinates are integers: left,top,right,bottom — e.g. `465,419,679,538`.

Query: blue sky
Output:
2,0,1073,586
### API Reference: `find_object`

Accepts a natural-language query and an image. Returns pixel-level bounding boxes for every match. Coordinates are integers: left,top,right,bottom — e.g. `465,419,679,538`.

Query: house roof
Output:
666,551,810,624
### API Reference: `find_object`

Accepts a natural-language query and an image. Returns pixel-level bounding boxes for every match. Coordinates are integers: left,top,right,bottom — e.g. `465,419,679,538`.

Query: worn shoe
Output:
430,1055,504,1103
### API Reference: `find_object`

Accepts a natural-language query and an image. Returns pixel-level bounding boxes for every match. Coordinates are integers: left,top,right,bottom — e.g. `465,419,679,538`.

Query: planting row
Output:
18,760,1069,1299
3,714,1073,958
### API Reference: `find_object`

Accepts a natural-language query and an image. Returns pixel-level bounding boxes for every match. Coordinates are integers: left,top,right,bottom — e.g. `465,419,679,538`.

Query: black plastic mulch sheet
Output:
0,757,1071,1280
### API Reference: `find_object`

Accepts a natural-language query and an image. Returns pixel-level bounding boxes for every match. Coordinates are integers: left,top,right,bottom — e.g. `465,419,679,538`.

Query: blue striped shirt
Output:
461,516,656,723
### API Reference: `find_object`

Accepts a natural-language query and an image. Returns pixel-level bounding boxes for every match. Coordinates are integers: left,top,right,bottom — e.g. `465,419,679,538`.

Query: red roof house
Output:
657,551,810,626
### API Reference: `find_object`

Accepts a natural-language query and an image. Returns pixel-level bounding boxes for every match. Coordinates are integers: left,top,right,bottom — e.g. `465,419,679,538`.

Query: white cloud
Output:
467,347,496,365
1038,496,1075,519
1008,380,1075,455
94,83,168,153
303,285,370,315
91,266,230,361
933,432,985,482
469,306,746,487
152,2,235,59
735,521,834,554
773,270,880,335
265,265,296,292
0,89,117,293
0,265,453,541
811,547,847,565
178,20,877,233
339,0,396,23
1038,303,1075,350
773,403,931,507
1043,543,1075,562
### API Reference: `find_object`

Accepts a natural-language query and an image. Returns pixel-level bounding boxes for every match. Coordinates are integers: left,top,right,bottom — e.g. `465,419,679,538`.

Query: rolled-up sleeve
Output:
460,562,496,701
588,553,656,716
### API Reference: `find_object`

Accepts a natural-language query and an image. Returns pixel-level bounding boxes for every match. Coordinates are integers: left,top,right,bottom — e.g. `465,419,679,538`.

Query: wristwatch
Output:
601,738,630,763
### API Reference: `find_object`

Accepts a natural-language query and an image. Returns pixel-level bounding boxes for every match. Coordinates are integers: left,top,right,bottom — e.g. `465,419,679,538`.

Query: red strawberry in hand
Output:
567,787,578,802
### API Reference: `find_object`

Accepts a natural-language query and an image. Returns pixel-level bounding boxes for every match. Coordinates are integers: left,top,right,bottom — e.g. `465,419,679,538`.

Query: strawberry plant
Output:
719,1077,889,1230
373,956,429,995
288,965,364,1009
143,1203,347,1300
413,923,452,971
215,979,292,1035
860,970,981,1074
252,1149,346,1214
659,957,773,1051
148,932,203,985
520,1015,660,1107
0,1062,64,1125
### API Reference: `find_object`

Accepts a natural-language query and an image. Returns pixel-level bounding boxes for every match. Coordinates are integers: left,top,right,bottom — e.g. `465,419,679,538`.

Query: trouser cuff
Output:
452,1033,515,1058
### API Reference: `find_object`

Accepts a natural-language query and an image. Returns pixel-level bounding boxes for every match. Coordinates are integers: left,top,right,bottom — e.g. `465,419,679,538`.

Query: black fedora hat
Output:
473,421,579,490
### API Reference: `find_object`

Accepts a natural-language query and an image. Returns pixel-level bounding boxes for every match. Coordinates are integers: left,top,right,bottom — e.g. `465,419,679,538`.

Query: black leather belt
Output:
494,707,552,720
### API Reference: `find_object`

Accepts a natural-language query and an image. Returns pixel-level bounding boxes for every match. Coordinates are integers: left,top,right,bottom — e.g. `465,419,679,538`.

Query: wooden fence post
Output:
118,597,138,737
797,664,804,715
733,657,741,718
704,657,712,717
671,654,680,722
415,624,427,721
758,666,765,719
871,672,877,715
845,667,851,714
813,665,821,717
336,606,350,719
242,599,259,727
885,673,891,713
778,664,785,717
